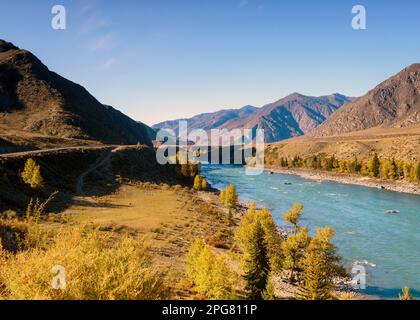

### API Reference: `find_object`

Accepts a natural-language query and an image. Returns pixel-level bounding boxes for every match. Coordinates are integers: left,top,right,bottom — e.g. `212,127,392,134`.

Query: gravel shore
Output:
265,167,420,196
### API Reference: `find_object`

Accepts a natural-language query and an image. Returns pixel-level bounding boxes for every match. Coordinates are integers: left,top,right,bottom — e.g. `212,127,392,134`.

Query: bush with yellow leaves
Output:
0,227,168,300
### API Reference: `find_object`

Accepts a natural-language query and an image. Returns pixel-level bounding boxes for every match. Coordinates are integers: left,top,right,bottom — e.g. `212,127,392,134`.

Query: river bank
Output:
264,166,420,196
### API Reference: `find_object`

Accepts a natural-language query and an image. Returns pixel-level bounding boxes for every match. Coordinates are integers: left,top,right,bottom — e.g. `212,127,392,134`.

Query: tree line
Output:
276,153,420,183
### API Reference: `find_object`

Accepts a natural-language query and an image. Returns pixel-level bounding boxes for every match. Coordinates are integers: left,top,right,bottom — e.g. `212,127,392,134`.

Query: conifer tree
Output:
243,220,270,300
371,153,380,177
298,227,344,300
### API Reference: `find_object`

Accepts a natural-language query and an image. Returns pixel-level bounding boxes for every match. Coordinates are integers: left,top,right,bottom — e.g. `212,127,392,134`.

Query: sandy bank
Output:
265,167,420,196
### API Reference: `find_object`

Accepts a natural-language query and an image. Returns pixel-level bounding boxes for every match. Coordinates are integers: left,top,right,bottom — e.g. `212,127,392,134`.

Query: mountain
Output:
153,105,258,133
154,93,352,143
311,64,420,137
0,40,154,146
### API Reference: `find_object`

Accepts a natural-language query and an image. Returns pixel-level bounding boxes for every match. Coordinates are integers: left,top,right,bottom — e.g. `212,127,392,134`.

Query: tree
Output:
201,178,208,190
236,204,283,273
282,203,312,283
220,190,226,203
399,287,413,300
193,175,201,190
281,228,310,283
185,239,236,299
243,220,270,300
21,158,44,189
411,163,420,183
220,184,238,209
388,159,397,180
282,203,303,235
369,153,380,178
298,227,345,300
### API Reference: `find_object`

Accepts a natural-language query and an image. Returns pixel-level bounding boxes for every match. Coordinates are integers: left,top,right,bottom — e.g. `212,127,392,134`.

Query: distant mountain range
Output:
153,93,353,143
311,64,420,137
0,40,154,146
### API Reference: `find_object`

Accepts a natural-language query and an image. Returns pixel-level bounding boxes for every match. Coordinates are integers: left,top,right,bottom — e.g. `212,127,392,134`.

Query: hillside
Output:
266,124,420,163
153,105,257,133
311,64,420,137
154,93,352,143
0,40,154,149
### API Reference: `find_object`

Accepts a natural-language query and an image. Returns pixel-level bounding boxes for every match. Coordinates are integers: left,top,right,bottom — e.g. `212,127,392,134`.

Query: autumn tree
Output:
21,158,44,190
282,203,311,283
220,184,238,209
185,239,236,299
201,178,208,190
369,153,380,178
236,204,283,273
243,220,270,300
399,287,413,300
298,227,346,300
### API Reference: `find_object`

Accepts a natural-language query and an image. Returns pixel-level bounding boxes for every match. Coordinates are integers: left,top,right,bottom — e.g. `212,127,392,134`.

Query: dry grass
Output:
267,125,420,163
61,183,235,299
0,226,168,300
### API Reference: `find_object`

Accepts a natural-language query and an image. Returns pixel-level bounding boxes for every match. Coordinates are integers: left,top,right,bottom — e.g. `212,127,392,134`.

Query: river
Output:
201,164,420,299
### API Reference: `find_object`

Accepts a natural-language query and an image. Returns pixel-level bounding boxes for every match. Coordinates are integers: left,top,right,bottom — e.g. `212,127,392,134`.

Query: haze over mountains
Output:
0,40,154,147
311,64,420,137
154,93,353,143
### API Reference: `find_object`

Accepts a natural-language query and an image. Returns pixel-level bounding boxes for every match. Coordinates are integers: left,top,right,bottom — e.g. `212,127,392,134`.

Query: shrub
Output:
399,287,413,300
0,227,168,300
185,239,236,299
193,176,208,191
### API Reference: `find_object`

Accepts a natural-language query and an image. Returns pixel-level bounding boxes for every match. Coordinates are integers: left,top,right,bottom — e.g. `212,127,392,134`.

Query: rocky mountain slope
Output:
0,40,154,146
154,93,352,143
153,105,257,133
311,64,420,137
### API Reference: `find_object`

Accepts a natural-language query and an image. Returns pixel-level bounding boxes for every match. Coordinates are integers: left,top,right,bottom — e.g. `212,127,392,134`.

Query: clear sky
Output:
1,0,420,125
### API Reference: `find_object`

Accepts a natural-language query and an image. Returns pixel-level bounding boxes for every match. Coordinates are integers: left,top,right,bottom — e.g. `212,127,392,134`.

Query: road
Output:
0,145,120,158
75,148,118,195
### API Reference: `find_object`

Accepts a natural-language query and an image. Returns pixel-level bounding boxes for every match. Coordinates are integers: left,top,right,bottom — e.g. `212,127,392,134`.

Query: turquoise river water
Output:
201,165,420,299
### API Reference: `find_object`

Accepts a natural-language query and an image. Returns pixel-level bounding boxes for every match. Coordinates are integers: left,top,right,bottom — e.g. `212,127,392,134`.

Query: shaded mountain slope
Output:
0,40,154,146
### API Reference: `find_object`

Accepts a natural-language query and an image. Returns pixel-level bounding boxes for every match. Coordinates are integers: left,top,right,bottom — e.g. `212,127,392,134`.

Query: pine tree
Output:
389,159,397,180
298,227,345,300
243,220,270,300
371,153,380,178
412,163,420,183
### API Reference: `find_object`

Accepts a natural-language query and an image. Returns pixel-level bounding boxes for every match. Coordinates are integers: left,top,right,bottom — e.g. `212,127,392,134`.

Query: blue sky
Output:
1,0,420,125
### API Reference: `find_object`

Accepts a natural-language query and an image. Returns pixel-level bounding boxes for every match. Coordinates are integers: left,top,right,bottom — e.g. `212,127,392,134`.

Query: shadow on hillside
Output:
0,146,188,214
